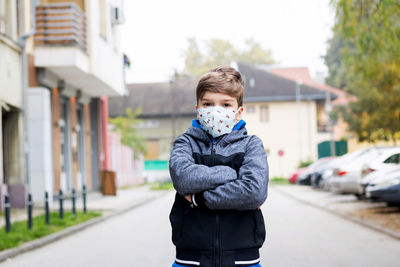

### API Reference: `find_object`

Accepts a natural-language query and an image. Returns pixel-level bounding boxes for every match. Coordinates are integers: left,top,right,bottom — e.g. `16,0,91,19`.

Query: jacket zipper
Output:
211,141,221,267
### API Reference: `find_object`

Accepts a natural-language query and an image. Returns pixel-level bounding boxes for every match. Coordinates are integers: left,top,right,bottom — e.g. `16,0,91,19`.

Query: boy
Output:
169,66,269,267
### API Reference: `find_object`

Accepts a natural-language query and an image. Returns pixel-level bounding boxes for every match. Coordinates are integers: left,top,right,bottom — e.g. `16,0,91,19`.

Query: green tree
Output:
109,108,147,158
326,0,400,143
181,38,274,78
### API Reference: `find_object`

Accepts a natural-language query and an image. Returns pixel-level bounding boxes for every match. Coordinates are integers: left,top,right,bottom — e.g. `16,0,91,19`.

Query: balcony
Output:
35,3,87,52
33,3,124,97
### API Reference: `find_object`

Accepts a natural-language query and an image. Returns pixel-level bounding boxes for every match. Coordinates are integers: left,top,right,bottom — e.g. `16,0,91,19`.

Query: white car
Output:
328,147,393,195
320,149,370,191
355,147,400,195
361,165,400,194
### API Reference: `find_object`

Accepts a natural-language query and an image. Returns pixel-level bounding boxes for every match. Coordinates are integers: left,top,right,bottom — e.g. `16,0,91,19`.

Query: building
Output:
26,0,126,206
109,78,197,181
0,0,26,209
237,63,339,177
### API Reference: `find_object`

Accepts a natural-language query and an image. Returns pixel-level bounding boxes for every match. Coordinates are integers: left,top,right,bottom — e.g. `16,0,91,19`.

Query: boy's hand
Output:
185,195,192,203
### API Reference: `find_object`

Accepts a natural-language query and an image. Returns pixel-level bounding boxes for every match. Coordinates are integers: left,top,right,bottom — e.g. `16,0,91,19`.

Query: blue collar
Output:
192,119,246,142
192,119,246,130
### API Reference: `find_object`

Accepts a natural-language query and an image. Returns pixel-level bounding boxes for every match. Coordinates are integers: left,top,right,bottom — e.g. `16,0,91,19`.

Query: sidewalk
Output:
0,185,169,262
0,185,167,228
273,185,400,240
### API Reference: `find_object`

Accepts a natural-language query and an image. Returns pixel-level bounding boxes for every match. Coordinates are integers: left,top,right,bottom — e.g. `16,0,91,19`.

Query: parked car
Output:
360,165,400,197
288,167,308,184
319,149,371,191
310,157,337,188
351,147,400,197
297,157,335,185
365,170,400,206
328,147,390,195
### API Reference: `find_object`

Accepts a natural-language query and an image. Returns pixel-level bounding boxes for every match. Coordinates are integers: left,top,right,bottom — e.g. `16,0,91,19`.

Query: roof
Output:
237,63,336,102
269,67,353,105
108,79,197,118
109,63,339,118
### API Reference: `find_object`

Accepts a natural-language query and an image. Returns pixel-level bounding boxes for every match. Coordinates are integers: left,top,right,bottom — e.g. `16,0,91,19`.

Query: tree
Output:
109,107,147,158
181,38,274,78
326,0,400,143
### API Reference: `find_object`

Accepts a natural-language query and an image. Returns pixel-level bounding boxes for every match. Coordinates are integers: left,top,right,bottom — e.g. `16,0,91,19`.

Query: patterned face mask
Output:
198,106,241,138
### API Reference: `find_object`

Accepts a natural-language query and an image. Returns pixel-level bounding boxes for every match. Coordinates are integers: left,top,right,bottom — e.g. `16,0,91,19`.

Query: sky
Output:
120,0,335,83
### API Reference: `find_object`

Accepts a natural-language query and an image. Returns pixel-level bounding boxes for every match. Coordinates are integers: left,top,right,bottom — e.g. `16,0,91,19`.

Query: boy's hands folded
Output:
185,195,192,203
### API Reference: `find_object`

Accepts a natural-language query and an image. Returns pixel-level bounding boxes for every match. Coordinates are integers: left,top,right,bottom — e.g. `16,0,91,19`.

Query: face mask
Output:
198,106,241,138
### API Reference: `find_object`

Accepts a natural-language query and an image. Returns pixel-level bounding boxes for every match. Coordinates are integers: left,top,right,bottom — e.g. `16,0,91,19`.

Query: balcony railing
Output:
34,3,87,52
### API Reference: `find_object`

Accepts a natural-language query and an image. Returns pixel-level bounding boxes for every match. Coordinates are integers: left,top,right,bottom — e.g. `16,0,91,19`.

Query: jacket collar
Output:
188,119,247,143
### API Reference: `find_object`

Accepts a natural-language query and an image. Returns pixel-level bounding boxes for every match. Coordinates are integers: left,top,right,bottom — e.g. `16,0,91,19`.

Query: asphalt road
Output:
1,187,400,267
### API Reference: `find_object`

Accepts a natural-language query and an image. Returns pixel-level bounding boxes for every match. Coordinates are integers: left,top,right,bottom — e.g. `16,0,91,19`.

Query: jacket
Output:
169,119,269,267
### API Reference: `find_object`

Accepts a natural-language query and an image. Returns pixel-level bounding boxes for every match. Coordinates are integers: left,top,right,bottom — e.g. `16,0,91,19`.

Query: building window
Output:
246,105,255,113
99,0,107,39
249,78,255,88
260,105,269,122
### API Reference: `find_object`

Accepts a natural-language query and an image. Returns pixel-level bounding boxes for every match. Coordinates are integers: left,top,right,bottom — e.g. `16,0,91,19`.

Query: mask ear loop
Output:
233,106,243,124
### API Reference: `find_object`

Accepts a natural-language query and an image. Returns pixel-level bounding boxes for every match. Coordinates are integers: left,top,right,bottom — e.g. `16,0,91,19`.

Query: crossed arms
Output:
169,135,269,210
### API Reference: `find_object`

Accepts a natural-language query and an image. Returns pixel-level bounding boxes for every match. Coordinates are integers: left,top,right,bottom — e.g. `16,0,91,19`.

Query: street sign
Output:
278,149,284,157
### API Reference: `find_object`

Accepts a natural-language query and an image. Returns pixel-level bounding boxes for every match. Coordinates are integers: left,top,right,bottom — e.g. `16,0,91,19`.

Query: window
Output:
249,78,255,88
0,0,17,38
246,105,255,113
384,154,400,164
260,105,269,122
99,0,107,39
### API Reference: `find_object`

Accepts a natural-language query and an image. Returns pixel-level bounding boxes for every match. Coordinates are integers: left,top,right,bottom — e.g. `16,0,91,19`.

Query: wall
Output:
107,131,144,187
28,88,54,206
243,101,318,178
0,39,22,108
86,0,125,96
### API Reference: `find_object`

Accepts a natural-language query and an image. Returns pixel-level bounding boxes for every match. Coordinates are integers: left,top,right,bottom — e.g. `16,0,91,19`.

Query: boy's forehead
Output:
201,92,236,102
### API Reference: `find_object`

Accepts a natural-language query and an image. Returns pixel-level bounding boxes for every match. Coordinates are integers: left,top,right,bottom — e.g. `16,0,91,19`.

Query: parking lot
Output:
275,184,400,237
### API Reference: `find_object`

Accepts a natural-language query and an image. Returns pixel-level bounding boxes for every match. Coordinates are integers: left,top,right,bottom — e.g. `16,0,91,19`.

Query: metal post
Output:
82,185,87,214
72,188,76,216
45,191,50,225
4,194,11,233
296,80,303,162
27,193,33,230
326,90,336,156
59,189,64,219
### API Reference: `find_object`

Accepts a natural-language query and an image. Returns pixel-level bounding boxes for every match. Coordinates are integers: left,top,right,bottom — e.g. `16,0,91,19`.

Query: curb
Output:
0,191,170,263
273,186,400,241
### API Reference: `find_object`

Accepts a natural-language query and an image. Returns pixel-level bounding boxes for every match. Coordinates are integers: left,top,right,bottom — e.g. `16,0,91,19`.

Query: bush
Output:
298,160,314,168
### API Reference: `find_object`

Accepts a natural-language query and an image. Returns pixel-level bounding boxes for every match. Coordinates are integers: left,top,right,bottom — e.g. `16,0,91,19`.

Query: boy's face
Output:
196,91,243,122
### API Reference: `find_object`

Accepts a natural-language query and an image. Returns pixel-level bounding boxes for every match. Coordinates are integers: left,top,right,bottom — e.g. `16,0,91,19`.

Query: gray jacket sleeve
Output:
169,135,238,196
195,136,269,210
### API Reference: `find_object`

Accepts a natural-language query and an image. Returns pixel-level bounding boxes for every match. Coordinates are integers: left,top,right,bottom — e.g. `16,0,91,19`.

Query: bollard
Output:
45,191,50,225
27,193,33,230
59,189,64,219
82,184,87,214
4,194,11,233
72,188,76,216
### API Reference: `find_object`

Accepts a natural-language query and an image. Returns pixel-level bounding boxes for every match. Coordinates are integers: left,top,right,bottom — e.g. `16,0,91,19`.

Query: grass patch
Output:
0,210,101,251
118,183,146,190
150,181,174,191
269,177,290,185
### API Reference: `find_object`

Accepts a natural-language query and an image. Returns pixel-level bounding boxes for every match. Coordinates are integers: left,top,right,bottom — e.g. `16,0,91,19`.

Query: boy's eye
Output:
224,103,231,107
204,103,211,106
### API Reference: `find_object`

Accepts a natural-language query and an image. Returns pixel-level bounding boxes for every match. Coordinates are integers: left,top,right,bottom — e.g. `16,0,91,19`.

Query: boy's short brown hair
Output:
196,66,244,107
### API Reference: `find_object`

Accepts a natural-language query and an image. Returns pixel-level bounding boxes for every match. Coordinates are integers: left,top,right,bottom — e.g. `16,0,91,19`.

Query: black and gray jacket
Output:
169,119,269,267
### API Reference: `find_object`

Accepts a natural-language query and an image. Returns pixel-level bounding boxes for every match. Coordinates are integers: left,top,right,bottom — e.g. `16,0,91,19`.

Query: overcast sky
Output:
120,0,335,83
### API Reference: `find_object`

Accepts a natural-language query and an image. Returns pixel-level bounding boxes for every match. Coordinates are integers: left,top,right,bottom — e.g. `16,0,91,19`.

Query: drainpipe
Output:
18,33,36,194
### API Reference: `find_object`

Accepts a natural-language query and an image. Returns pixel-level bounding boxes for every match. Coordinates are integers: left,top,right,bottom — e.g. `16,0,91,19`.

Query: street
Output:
1,187,400,267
